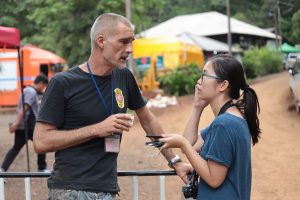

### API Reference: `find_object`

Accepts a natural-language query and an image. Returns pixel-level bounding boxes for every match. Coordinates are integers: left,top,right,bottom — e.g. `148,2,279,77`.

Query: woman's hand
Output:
194,80,209,109
159,134,190,150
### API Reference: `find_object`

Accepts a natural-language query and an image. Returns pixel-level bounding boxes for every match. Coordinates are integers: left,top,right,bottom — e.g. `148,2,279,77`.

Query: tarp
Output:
281,43,300,53
0,26,20,48
22,44,66,64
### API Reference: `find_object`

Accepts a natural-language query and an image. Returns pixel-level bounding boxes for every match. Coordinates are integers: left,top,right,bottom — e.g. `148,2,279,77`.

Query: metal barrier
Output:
0,170,176,200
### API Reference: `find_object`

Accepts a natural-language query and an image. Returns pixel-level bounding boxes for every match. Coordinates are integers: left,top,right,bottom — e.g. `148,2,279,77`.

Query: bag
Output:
25,106,36,130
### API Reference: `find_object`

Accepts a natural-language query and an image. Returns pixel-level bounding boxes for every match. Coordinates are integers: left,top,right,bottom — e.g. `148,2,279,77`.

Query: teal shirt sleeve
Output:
200,124,234,167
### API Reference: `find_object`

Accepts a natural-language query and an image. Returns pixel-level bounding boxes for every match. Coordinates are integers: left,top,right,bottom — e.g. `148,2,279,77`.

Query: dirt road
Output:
0,71,299,200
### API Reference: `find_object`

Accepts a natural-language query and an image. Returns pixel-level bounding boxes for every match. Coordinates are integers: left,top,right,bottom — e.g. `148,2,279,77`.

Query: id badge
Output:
105,134,120,153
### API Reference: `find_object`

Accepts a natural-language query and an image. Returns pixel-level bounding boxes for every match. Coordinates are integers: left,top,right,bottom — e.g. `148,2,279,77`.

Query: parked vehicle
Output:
288,55,300,114
285,52,300,70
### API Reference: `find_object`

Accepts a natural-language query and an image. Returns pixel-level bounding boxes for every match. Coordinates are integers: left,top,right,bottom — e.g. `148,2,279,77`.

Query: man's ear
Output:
219,80,230,92
96,34,105,48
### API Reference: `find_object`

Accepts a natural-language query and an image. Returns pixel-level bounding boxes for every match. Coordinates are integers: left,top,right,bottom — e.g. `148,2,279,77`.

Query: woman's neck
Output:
210,96,232,117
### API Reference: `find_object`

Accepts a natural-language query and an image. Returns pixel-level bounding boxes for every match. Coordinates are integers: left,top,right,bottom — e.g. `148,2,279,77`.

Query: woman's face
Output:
197,61,224,101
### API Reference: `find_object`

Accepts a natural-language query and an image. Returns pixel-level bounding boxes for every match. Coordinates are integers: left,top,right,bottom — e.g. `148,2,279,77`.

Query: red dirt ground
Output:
0,71,299,200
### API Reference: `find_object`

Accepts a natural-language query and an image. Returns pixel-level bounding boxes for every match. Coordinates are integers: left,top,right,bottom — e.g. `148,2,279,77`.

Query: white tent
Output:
141,11,276,39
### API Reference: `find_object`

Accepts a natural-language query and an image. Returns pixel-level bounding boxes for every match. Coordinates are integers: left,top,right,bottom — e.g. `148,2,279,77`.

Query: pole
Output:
18,48,31,172
277,0,282,47
125,0,134,72
227,0,232,56
274,0,280,48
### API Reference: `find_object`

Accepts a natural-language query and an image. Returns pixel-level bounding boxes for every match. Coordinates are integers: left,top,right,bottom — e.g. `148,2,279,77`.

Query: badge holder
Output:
105,134,121,153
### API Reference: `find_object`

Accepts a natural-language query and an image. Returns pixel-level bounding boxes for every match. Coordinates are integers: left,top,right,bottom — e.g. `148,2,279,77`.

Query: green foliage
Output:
158,64,201,96
1,0,300,67
291,9,300,44
242,46,283,78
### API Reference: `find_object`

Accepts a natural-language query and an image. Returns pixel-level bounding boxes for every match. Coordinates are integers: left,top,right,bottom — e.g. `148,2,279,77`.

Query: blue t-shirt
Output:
197,113,251,200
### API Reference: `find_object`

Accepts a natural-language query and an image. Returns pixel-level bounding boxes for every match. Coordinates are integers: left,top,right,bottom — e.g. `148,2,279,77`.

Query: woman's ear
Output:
96,35,105,49
219,80,230,92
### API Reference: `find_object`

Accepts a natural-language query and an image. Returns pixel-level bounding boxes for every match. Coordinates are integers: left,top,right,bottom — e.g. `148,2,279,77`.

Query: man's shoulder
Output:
24,86,37,95
52,66,83,83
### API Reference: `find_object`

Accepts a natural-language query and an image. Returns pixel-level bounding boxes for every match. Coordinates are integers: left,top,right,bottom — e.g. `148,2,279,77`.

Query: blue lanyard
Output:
86,62,113,116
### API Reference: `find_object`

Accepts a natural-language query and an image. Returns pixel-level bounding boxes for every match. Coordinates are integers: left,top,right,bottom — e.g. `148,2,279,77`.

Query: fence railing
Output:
0,170,176,200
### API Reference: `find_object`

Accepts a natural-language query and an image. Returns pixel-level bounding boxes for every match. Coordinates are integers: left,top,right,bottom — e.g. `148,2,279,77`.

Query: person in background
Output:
0,74,49,173
33,13,190,200
160,54,261,200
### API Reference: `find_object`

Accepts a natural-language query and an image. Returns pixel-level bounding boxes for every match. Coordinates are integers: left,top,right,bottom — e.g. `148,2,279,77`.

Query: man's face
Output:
36,83,47,94
102,23,135,68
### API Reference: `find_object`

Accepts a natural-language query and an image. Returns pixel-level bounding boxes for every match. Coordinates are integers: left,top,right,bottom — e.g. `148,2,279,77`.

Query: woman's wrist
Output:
181,139,193,154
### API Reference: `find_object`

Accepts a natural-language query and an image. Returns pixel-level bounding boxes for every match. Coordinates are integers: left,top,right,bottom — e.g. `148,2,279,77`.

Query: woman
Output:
160,54,260,200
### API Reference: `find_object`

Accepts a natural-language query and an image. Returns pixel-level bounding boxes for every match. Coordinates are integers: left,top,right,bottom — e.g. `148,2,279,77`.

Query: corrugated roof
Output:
178,32,242,52
141,11,276,39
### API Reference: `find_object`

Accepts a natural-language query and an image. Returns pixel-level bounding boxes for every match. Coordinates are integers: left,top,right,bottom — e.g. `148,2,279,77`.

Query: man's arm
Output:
33,114,133,154
135,106,174,161
9,104,28,133
135,106,193,182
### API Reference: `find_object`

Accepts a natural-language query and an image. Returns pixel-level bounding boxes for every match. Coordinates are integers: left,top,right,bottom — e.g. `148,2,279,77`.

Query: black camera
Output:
182,171,199,199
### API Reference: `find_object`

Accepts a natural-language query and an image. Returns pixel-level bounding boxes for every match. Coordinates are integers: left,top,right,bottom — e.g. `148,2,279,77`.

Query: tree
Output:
291,9,300,44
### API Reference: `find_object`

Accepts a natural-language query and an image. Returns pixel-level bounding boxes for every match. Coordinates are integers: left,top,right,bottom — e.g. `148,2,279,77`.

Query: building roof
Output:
141,11,276,39
178,32,242,53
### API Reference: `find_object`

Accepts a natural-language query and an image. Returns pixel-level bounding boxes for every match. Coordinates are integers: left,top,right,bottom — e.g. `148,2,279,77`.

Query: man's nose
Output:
126,43,133,53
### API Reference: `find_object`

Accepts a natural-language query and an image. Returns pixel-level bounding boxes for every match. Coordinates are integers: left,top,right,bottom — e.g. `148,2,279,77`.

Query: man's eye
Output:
120,40,129,44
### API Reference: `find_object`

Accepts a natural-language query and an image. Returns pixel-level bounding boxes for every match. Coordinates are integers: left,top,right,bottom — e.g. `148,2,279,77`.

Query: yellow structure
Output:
133,37,204,90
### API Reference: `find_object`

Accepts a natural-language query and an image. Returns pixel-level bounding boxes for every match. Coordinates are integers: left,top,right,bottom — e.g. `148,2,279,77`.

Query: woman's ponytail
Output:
242,86,261,145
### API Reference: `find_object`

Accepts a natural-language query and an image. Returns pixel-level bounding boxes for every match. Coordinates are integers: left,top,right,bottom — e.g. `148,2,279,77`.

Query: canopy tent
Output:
281,43,300,53
0,26,20,48
0,26,31,172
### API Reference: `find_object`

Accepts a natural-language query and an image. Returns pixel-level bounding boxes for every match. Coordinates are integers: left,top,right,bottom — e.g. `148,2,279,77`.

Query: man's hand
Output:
9,123,17,134
93,113,134,137
173,162,193,184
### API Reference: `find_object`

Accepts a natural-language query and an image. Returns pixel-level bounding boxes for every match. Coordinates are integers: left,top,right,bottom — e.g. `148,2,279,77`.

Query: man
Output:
0,74,48,173
33,13,190,200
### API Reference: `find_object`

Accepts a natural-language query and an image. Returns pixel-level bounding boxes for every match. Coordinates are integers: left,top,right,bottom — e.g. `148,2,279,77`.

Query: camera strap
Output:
217,100,234,116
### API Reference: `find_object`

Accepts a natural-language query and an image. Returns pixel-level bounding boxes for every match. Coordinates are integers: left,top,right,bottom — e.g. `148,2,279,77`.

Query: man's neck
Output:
83,55,113,76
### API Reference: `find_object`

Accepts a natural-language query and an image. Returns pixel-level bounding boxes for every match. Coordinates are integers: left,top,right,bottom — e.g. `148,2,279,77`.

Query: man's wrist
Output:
168,155,182,169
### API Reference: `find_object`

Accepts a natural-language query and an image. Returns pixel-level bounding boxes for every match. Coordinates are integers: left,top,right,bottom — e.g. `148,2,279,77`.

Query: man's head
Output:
33,74,48,94
90,13,135,68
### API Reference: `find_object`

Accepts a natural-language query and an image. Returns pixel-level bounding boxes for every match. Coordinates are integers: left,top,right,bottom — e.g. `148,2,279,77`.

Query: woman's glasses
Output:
200,73,224,84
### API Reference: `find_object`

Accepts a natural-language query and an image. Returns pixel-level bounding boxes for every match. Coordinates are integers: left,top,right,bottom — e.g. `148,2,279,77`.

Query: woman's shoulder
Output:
214,112,246,125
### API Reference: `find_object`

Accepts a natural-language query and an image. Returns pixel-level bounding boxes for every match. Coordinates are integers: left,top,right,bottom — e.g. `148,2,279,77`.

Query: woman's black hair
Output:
210,54,261,145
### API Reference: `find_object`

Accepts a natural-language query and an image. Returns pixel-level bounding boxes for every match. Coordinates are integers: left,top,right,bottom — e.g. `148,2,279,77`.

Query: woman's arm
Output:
160,134,228,188
182,141,228,188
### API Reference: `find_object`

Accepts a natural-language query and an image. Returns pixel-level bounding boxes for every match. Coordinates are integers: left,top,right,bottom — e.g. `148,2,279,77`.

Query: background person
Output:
0,74,48,173
33,13,189,200
160,54,261,200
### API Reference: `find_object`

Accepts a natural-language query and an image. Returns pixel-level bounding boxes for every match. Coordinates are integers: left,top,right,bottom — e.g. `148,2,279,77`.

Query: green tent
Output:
281,43,300,53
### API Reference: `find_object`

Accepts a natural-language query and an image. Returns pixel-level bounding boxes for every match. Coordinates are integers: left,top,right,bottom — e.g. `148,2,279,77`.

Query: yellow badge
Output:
114,88,124,108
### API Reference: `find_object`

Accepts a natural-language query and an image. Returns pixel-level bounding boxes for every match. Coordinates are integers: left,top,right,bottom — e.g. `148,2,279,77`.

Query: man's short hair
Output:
90,13,134,50
34,74,48,85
